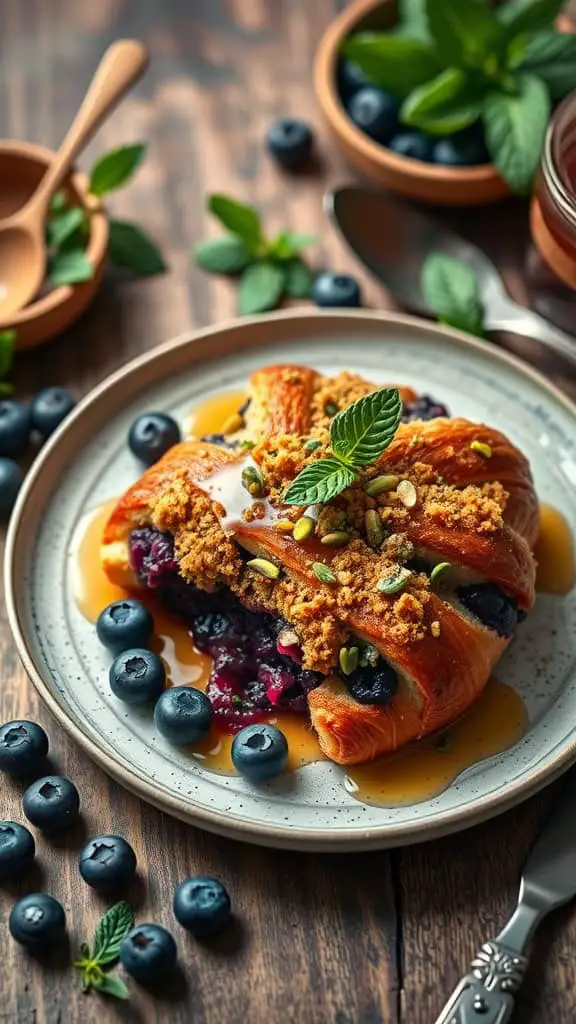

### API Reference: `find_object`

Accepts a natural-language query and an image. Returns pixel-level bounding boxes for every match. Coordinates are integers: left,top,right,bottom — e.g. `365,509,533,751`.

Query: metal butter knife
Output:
434,769,576,1023
326,186,576,369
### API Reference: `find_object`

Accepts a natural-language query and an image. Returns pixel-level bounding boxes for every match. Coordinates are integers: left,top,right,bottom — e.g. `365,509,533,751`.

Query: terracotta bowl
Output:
314,0,510,206
0,140,108,350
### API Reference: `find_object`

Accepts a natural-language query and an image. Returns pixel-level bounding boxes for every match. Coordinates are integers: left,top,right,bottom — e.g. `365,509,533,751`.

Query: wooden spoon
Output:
0,39,149,319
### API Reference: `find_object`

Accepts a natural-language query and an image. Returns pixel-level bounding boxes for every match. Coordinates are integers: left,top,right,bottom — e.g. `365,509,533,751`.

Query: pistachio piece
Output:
293,515,316,542
376,566,412,594
222,412,245,435
303,439,322,453
312,562,338,585
275,519,295,533
321,531,350,547
430,561,451,584
241,465,264,496
247,558,281,580
339,646,359,676
364,509,384,548
240,439,256,452
365,474,399,497
324,401,339,417
470,440,492,458
397,479,417,508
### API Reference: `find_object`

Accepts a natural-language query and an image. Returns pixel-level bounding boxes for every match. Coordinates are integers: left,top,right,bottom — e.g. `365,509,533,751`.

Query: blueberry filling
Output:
345,663,398,705
457,583,520,638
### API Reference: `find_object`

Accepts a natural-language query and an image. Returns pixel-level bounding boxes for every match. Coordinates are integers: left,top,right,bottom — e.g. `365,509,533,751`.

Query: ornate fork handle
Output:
433,942,528,1024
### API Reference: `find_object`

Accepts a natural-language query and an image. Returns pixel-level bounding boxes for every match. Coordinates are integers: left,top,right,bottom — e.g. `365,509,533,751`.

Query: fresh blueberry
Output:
154,686,213,746
128,412,181,467
432,136,487,167
23,775,80,833
345,663,398,705
338,59,370,100
0,720,49,777
109,649,165,704
173,876,231,936
389,131,434,162
120,923,177,982
30,387,76,439
265,118,313,169
231,723,288,782
0,401,31,457
312,271,362,308
0,458,24,517
79,834,137,892
96,599,154,654
402,394,450,421
9,893,66,949
347,87,399,143
0,821,35,879
457,583,519,637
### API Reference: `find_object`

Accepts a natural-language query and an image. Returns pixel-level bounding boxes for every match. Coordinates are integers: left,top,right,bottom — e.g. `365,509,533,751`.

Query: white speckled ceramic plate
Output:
6,310,576,851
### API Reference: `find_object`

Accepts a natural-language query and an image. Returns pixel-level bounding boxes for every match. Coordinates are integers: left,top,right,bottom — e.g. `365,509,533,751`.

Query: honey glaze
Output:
534,504,576,595
184,390,246,440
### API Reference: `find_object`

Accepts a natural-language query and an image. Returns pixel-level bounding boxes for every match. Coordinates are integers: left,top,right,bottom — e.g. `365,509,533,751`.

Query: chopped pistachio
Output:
339,646,359,676
241,465,264,496
325,401,339,417
312,562,338,585
376,566,412,595
231,695,243,706
321,531,350,547
365,509,384,548
293,515,316,542
470,440,492,458
397,479,417,508
303,439,322,453
430,561,451,585
222,411,245,435
247,558,281,580
275,519,295,533
240,439,256,452
365,474,400,497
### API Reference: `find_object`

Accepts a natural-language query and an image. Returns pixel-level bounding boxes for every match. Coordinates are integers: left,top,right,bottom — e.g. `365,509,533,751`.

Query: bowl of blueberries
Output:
314,0,510,205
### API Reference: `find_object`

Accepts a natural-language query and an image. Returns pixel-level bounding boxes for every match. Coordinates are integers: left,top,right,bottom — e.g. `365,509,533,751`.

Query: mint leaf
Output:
401,68,482,135
514,30,576,99
47,207,86,249
0,330,16,379
90,144,146,196
108,220,166,276
49,190,67,214
284,259,313,298
48,248,94,285
330,388,402,468
208,195,262,251
425,0,502,67
194,235,251,274
422,253,484,336
91,974,130,1000
238,262,285,314
483,73,550,194
93,902,134,965
397,0,429,40
278,233,317,253
342,33,440,99
284,459,357,506
497,0,563,41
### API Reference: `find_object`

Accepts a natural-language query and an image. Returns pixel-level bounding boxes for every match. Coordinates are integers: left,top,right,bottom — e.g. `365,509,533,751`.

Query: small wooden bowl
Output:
314,0,510,206
0,140,108,350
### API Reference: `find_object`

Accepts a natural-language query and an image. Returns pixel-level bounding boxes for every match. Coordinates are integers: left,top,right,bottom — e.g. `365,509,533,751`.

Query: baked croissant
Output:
102,365,538,765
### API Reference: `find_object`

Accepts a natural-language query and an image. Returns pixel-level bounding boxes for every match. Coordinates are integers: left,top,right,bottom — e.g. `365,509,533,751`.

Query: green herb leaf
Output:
284,258,313,298
278,232,317,252
208,194,262,251
48,248,94,286
93,902,135,965
0,330,16,379
497,0,563,42
91,974,130,1000
401,67,482,135
47,207,86,249
79,942,90,960
425,0,502,67
49,190,67,214
342,33,440,99
108,220,167,276
397,0,429,41
284,459,357,506
483,72,550,194
513,29,576,99
268,232,318,260
89,143,146,196
238,261,285,314
330,388,402,468
422,253,484,336
194,235,252,274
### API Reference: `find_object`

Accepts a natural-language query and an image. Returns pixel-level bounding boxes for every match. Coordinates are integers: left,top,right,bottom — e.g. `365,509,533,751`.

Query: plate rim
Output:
6,307,576,851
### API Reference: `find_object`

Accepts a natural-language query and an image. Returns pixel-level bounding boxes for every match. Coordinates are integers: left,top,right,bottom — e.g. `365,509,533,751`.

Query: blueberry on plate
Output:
109,649,165,704
0,821,35,879
23,775,80,832
432,136,487,167
9,893,66,949
338,59,370,100
120,923,177,982
312,271,362,308
128,412,181,467
0,458,24,517
30,387,76,439
0,720,49,777
345,663,398,705
79,834,137,892
266,118,313,170
231,723,288,782
96,599,154,654
0,400,31,457
389,131,434,162
154,686,213,746
347,87,399,143
173,876,231,936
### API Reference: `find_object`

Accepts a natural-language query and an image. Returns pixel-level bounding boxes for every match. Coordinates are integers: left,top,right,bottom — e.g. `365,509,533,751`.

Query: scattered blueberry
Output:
402,394,449,422
457,583,519,637
9,893,66,949
265,118,313,170
347,87,399,143
0,458,24,517
30,387,76,439
96,599,154,654
389,131,434,162
154,686,213,746
231,723,288,781
22,775,80,832
128,412,181,467
173,876,231,936
345,663,398,705
0,822,35,879
109,649,165,704
120,923,177,982
338,59,370,100
0,720,49,777
312,271,362,308
432,136,486,167
79,834,137,892
0,401,31,457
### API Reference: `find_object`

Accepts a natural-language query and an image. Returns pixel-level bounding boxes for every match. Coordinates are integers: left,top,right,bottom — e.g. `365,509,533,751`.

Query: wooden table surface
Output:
1,2,576,1022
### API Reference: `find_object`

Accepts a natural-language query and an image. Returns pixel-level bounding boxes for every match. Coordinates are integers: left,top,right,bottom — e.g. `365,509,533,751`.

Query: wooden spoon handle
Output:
29,39,149,213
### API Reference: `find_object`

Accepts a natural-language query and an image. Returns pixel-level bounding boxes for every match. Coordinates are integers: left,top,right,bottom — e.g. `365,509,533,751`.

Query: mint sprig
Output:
284,388,402,506
0,330,16,395
74,901,133,1000
421,252,485,337
192,193,317,313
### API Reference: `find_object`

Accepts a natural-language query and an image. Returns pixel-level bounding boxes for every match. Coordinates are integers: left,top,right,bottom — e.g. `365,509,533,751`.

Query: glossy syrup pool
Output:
68,390,576,807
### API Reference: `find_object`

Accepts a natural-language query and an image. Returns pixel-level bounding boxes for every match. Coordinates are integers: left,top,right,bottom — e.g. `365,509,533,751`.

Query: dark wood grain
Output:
1,2,576,1022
